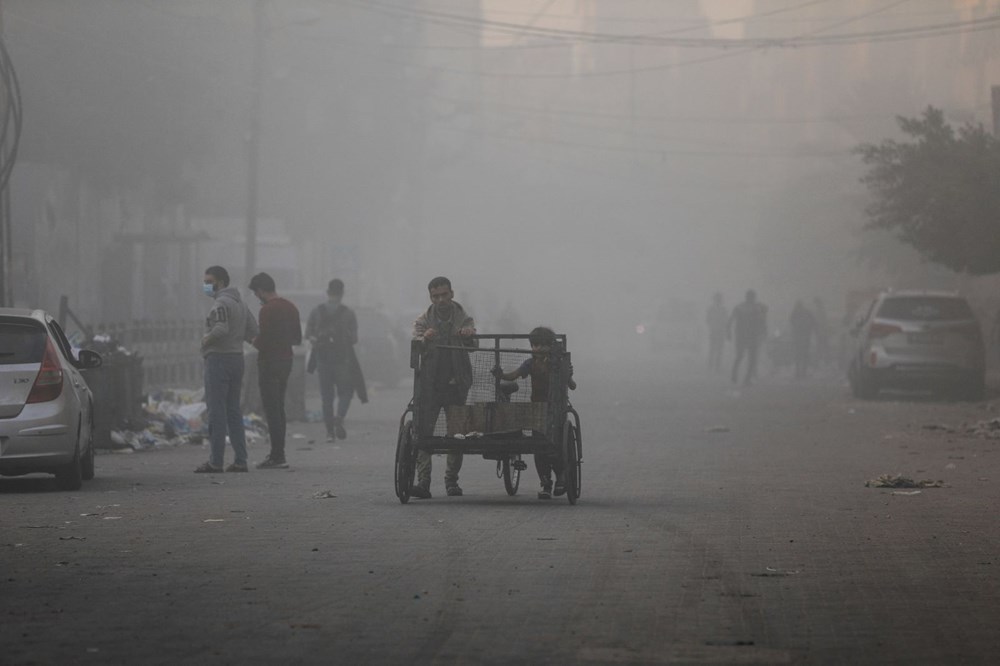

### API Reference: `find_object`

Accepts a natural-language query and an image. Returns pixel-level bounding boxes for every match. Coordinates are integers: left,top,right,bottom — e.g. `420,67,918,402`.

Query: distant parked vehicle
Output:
847,290,985,400
0,309,103,489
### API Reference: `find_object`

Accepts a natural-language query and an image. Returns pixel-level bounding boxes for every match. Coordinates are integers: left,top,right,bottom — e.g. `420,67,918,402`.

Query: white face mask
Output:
202,283,215,297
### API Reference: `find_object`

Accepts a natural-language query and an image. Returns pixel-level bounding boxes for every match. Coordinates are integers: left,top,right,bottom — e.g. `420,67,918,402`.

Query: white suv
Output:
847,291,985,400
0,309,102,489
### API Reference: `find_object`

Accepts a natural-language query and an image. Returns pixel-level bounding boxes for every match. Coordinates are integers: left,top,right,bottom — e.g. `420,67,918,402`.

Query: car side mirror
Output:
78,349,103,369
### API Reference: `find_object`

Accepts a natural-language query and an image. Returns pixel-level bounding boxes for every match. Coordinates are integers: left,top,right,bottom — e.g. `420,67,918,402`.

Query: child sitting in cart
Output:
492,327,576,500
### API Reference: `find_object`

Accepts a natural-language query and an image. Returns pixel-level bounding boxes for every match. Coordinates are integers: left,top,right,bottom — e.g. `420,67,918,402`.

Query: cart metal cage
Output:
394,334,582,504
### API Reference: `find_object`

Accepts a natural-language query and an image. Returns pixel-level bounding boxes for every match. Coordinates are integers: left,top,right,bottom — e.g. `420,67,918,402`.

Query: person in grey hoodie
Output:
195,265,259,473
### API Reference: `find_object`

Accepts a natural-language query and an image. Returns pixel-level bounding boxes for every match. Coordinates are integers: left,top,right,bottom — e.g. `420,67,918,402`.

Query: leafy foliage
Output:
856,107,1000,275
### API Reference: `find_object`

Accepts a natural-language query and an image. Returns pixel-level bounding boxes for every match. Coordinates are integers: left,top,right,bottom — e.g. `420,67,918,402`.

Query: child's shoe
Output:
552,472,567,497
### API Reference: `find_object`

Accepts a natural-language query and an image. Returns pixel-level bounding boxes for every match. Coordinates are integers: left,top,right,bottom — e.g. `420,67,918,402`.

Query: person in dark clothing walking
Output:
249,272,301,469
305,279,367,442
789,300,817,380
728,289,767,387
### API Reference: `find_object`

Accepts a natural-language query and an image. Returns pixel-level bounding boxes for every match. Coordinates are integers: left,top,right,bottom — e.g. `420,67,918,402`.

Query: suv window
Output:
877,296,974,322
0,320,47,365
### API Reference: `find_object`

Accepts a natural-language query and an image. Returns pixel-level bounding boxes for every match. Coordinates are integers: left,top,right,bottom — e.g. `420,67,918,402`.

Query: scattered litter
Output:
866,474,944,488
891,490,922,496
59,536,87,541
751,567,800,577
21,525,59,529
101,388,269,451
536,537,558,541
945,463,956,470
203,519,225,523
312,490,337,499
705,425,730,433
292,433,306,440
963,417,1000,439
922,423,953,432
102,516,122,520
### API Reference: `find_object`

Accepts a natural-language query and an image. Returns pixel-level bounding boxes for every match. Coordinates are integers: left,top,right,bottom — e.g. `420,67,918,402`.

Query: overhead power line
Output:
341,0,996,50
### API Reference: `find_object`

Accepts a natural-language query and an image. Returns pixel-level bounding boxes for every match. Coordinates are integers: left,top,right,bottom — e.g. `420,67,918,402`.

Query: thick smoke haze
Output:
5,0,998,360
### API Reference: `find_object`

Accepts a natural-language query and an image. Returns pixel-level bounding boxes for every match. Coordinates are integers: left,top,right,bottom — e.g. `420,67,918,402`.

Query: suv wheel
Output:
957,374,985,402
855,363,879,400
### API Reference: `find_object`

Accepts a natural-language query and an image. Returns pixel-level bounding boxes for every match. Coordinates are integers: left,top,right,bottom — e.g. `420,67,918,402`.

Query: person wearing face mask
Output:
196,265,259,474
305,279,367,442
248,272,301,469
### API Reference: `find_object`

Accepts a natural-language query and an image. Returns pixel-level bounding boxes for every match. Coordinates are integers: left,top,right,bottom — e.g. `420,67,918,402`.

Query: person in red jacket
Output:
249,272,302,469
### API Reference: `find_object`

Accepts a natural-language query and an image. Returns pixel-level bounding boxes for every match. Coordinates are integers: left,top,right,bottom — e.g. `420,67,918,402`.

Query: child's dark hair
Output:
528,326,556,347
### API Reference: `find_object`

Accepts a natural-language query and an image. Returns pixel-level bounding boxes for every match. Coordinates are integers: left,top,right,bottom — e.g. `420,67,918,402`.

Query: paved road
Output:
3,361,1000,665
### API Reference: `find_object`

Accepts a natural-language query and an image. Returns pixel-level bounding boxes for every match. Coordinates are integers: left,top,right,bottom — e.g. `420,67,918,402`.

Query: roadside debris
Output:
312,490,337,499
866,474,944,488
891,490,922,496
964,417,1000,439
921,423,953,432
751,567,800,577
102,388,268,451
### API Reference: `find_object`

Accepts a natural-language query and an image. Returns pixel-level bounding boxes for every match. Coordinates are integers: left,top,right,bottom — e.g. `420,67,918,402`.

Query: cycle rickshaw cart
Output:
394,334,582,504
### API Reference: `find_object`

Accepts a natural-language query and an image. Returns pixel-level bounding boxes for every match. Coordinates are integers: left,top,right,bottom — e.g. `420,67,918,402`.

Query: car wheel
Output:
81,437,95,481
80,403,96,481
56,444,83,491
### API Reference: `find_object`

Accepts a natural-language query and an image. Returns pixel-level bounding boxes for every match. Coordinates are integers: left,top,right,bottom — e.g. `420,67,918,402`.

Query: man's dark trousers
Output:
259,356,292,461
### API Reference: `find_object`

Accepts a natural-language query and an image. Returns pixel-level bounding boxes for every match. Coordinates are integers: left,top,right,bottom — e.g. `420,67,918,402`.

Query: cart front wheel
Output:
394,419,416,504
502,454,522,496
562,420,582,504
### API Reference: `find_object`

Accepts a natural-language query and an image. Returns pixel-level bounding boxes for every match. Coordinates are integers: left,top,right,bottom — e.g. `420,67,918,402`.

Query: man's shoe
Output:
326,434,336,443
334,418,347,440
552,473,567,497
537,486,552,500
446,485,463,497
256,456,289,470
410,484,432,499
194,462,223,474
225,462,249,473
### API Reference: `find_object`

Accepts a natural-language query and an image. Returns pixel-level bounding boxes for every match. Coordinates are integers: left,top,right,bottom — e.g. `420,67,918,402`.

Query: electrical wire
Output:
336,0,999,79
0,34,23,190
340,0,992,49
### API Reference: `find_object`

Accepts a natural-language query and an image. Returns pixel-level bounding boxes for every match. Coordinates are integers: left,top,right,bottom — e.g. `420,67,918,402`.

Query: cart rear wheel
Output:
502,454,521,496
562,420,582,504
394,419,416,504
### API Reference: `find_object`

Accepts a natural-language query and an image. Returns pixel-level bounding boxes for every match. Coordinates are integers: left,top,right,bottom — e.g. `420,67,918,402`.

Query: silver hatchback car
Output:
847,291,985,400
0,309,102,489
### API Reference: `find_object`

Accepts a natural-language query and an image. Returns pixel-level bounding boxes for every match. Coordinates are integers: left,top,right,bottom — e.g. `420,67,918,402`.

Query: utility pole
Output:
245,0,265,281
992,85,1000,137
